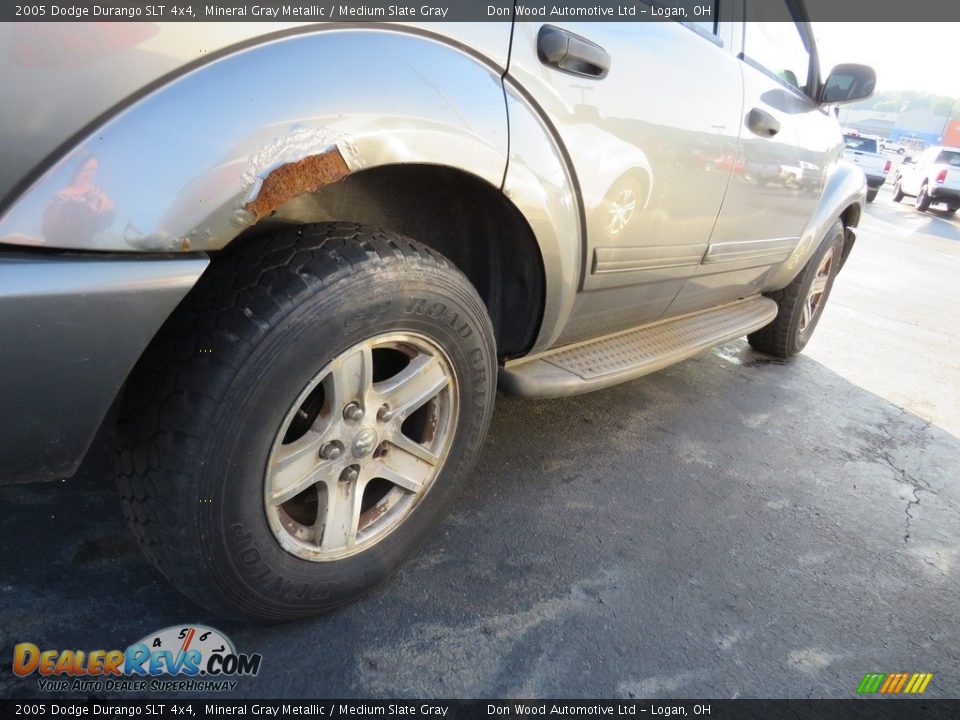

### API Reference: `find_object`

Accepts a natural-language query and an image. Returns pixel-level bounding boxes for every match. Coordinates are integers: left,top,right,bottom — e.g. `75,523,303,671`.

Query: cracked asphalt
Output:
2,182,959,699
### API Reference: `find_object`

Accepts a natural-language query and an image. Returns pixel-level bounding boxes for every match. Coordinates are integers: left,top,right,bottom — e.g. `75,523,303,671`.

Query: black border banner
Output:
1,700,958,720
3,0,960,22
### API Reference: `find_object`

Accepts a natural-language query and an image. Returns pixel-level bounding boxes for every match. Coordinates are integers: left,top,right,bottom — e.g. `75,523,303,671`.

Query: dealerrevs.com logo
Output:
13,625,262,693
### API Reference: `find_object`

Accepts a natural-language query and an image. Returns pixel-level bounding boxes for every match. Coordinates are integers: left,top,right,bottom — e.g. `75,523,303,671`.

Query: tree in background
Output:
854,90,959,118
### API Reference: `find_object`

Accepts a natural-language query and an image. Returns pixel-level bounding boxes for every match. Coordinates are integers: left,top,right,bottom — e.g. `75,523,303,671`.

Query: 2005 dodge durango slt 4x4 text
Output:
0,8,875,619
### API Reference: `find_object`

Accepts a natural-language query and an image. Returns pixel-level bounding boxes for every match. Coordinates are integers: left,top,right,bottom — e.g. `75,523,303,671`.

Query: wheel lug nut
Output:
340,465,360,483
343,402,363,422
319,440,344,460
377,404,393,422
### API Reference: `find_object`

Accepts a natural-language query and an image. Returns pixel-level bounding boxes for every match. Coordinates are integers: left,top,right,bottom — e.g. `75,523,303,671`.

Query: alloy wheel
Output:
799,247,834,335
264,333,458,561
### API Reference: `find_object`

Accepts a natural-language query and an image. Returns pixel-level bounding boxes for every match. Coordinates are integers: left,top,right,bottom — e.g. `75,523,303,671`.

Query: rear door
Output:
667,1,838,315
506,12,745,344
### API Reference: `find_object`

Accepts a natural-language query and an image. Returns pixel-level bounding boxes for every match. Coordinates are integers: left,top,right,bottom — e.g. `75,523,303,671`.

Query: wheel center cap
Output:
351,428,379,458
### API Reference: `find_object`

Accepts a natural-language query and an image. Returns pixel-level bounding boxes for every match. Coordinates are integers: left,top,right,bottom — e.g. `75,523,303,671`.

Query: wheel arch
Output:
0,23,575,481
0,25,514,255
225,164,546,359
765,159,866,292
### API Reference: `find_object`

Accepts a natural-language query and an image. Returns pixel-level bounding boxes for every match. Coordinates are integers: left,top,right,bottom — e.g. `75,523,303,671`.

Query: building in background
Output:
838,107,960,150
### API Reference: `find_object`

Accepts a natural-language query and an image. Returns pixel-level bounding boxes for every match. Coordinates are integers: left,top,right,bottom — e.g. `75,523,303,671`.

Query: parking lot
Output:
2,180,959,700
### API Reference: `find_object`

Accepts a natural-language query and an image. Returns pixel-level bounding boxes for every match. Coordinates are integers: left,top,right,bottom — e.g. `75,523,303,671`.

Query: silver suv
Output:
0,10,874,619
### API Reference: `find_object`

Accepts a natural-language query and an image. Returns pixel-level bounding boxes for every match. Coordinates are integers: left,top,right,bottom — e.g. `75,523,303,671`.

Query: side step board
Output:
499,296,778,399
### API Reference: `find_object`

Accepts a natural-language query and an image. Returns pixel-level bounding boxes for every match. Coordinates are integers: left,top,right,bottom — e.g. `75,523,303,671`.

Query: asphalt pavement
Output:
2,181,959,699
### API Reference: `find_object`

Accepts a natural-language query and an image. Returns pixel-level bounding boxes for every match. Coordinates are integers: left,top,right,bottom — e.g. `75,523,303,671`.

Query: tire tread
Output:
116,223,479,618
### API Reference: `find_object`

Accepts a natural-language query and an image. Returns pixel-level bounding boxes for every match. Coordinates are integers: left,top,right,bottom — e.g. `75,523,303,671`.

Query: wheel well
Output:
222,165,545,359
837,202,862,270
840,202,861,231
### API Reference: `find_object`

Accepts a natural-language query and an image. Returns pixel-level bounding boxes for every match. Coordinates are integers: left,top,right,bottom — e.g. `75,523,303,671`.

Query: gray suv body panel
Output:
0,17,865,483
0,254,207,483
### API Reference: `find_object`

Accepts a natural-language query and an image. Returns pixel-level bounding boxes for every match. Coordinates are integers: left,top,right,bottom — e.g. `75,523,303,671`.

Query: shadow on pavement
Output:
2,340,958,698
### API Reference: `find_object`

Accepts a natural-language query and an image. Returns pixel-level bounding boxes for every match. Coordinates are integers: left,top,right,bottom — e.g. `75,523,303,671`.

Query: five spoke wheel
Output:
799,246,834,335
265,333,458,561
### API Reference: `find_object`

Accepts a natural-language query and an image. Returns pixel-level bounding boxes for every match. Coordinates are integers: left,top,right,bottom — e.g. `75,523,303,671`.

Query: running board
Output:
499,296,777,398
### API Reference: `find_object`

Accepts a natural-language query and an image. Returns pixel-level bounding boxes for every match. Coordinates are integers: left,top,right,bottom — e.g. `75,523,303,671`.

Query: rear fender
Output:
0,26,511,253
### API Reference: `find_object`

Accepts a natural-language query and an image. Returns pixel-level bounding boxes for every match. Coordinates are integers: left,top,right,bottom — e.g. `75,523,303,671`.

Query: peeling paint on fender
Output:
239,125,361,222
244,148,351,221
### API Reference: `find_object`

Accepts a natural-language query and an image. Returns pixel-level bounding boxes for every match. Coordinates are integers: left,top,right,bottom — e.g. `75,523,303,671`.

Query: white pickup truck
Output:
843,133,891,203
892,146,960,216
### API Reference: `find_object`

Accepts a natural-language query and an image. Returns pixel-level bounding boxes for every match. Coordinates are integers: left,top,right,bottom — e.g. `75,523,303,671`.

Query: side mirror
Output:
820,64,876,105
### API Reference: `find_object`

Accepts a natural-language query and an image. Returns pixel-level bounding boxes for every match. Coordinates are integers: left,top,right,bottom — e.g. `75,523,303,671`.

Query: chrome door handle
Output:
537,25,610,79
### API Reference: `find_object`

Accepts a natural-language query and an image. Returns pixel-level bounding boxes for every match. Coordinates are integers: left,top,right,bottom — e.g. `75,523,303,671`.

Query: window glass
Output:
936,150,960,167
744,3,811,91
843,135,878,154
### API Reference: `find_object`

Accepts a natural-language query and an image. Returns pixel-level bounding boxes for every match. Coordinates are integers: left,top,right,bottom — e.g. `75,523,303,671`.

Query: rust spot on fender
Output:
244,148,351,220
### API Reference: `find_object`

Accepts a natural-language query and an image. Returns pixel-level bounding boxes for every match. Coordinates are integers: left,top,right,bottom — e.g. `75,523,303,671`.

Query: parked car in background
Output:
843,132,891,202
893,146,960,216
780,160,823,190
0,13,875,620
879,137,906,155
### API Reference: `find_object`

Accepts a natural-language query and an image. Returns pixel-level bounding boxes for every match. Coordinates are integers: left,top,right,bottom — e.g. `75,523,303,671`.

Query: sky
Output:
813,23,960,99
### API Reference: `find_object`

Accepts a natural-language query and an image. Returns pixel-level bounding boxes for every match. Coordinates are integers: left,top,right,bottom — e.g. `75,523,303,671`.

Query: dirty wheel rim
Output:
606,187,638,236
264,332,458,562
799,247,834,335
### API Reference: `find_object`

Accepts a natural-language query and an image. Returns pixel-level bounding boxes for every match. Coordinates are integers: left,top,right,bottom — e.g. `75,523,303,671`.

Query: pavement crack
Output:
874,451,932,544
904,484,920,544
861,413,937,545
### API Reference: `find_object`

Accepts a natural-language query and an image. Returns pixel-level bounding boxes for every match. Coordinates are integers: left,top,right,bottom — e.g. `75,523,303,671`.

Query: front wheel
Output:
748,221,844,358
116,223,497,620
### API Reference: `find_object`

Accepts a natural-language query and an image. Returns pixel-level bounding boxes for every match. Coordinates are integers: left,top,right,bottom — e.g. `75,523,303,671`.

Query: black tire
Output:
891,177,905,202
897,148,905,155
116,223,497,620
747,221,844,358
915,183,932,211
866,187,878,203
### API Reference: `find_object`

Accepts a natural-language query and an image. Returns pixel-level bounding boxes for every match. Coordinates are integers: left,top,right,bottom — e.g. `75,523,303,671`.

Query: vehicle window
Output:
935,151,960,167
743,3,812,92
843,135,878,154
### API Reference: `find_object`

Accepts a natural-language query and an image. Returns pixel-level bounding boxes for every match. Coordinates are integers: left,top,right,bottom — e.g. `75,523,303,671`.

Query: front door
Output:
668,2,837,315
